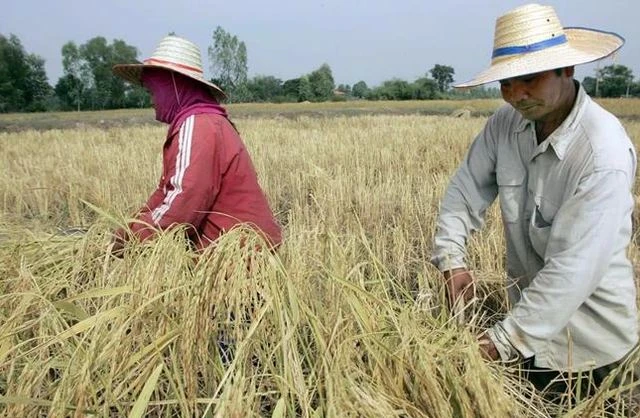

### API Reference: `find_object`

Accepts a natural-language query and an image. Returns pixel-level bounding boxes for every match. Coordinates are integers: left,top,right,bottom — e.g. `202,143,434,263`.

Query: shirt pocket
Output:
496,165,526,223
529,195,559,257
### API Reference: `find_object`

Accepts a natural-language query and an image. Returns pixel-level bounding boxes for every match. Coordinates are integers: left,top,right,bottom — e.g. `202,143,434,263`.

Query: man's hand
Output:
443,268,475,309
478,332,499,361
110,228,127,257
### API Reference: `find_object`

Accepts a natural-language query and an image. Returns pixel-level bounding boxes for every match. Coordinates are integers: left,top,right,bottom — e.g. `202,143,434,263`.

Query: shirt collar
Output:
514,82,589,160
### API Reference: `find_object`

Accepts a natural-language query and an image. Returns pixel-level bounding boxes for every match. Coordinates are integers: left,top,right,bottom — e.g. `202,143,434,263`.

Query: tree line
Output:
1,29,639,114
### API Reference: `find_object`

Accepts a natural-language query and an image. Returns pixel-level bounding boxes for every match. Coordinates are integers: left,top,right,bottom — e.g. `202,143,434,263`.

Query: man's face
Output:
499,68,574,122
141,68,177,122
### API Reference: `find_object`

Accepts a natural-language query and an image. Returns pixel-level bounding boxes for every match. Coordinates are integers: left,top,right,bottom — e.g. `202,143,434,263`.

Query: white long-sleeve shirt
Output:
431,85,639,370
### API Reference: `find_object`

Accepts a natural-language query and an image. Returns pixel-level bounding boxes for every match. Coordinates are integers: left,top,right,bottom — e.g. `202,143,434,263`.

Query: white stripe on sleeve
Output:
152,115,195,224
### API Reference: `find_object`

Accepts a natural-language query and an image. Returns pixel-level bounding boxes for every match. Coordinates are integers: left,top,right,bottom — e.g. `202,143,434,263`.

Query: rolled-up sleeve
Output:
431,117,500,271
499,169,633,358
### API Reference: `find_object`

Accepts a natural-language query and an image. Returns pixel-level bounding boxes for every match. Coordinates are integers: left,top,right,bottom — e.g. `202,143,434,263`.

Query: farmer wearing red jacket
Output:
110,35,281,252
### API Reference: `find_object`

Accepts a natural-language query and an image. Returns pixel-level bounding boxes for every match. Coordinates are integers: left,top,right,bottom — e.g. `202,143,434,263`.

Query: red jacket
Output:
130,113,282,249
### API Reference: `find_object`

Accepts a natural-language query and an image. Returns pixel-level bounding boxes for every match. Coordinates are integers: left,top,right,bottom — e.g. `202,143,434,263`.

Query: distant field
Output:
0,99,501,132
1,97,639,132
1,100,640,417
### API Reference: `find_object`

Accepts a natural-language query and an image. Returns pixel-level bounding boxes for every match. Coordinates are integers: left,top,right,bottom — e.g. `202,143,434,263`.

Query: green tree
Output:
308,63,335,101
282,78,301,101
59,41,91,110
448,85,501,99
246,75,283,102
208,26,248,98
0,34,29,112
372,79,413,100
595,64,634,97
79,37,111,109
298,75,314,102
582,76,597,97
124,85,152,108
108,39,140,108
412,77,438,99
351,80,369,99
81,37,138,109
0,33,52,112
24,54,53,111
57,37,140,110
55,74,77,110
429,64,455,93
336,84,351,95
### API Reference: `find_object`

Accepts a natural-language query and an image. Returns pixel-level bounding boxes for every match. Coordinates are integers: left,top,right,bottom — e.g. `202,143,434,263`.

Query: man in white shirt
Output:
431,3,639,407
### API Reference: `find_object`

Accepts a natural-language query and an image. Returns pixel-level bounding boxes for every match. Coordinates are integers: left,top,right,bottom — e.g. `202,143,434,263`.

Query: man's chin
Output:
516,107,540,121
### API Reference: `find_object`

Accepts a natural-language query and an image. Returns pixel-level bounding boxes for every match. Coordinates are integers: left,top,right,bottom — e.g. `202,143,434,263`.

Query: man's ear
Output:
564,66,575,78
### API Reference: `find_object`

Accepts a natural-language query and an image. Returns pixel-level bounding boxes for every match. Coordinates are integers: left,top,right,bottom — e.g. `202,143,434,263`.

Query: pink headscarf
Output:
141,68,228,135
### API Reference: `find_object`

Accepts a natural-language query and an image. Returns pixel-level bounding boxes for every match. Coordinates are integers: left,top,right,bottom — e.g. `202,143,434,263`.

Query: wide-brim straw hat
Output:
455,3,624,88
112,35,226,101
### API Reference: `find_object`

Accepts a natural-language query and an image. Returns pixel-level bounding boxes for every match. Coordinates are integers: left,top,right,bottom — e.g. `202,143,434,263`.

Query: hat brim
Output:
455,27,625,88
112,63,227,101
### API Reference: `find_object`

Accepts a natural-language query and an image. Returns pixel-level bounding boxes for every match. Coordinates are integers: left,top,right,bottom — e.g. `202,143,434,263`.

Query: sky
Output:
3,0,639,88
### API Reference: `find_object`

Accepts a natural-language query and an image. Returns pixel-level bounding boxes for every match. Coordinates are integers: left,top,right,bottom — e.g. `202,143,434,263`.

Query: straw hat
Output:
455,3,624,88
112,35,226,100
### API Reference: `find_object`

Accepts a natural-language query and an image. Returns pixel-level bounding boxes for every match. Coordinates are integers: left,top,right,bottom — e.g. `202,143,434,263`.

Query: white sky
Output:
3,0,639,87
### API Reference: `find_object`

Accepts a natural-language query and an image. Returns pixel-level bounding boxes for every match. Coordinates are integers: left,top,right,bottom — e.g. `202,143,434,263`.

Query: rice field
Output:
1,101,640,417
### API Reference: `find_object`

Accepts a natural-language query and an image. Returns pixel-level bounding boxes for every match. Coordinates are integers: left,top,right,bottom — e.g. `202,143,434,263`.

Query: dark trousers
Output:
522,347,640,416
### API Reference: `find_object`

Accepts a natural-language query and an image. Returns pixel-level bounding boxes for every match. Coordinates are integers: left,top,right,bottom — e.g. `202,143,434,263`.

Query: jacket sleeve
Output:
130,115,222,241
137,186,165,217
430,115,499,271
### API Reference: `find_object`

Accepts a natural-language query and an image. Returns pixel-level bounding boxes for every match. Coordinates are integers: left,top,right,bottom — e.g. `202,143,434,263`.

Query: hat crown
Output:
492,4,566,63
145,35,204,75
112,35,227,100
454,3,624,87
